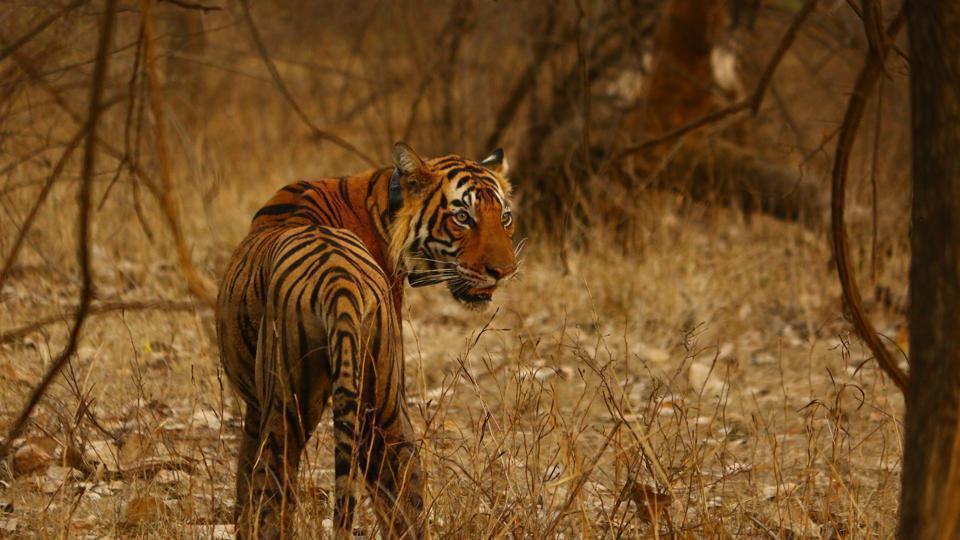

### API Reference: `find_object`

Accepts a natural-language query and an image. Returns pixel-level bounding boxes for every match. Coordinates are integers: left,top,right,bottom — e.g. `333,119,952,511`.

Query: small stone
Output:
211,524,234,539
46,465,82,483
0,517,18,533
154,469,187,485
634,342,670,364
761,482,796,500
688,362,725,395
84,439,120,471
190,408,227,431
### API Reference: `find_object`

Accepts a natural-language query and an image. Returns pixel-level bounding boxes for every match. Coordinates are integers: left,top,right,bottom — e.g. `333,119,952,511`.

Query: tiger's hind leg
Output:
326,273,425,538
325,277,367,537
234,404,261,537
246,313,332,538
356,308,425,539
217,231,278,537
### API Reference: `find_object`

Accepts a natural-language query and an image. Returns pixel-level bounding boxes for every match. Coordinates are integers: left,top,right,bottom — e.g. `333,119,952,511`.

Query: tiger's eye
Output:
501,211,512,226
454,210,471,225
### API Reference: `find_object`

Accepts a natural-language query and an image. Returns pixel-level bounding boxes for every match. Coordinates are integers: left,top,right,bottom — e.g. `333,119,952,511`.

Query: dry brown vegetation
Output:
0,0,919,537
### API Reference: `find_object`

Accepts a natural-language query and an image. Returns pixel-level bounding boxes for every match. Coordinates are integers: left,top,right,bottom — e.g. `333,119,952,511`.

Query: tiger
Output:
216,142,518,538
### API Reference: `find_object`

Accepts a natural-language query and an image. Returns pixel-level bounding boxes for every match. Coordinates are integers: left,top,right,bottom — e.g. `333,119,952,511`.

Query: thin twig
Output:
0,0,90,64
483,7,559,151
238,0,376,167
830,7,908,392
870,78,883,282
0,126,85,292
844,0,909,64
539,420,623,539
0,0,118,465
158,0,221,12
574,0,593,175
614,0,818,160
0,300,200,346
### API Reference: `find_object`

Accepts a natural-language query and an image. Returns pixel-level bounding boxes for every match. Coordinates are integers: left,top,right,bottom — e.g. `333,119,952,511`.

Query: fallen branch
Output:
238,0,376,167
0,300,200,346
830,8,908,392
0,0,118,465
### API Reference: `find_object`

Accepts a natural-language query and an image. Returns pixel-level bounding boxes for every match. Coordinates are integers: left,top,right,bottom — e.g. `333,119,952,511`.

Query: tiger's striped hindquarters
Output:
221,226,424,538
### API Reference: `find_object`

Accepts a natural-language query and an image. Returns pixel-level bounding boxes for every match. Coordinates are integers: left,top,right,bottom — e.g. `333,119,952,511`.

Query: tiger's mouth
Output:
448,282,496,307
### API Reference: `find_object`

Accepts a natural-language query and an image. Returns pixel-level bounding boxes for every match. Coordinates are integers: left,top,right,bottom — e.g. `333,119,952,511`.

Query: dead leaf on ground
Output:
0,363,31,384
688,361,725,395
13,440,54,476
624,480,672,524
119,432,157,468
123,495,170,527
70,515,98,533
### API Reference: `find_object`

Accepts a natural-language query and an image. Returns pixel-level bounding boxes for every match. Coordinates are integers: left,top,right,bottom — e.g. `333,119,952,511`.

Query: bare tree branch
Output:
158,0,221,12
238,0,376,167
0,0,89,64
0,0,118,465
830,7,908,392
0,300,199,346
483,8,559,151
0,126,85,292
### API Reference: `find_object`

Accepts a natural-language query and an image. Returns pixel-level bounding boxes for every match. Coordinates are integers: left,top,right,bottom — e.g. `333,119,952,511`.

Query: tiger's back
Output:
217,173,399,398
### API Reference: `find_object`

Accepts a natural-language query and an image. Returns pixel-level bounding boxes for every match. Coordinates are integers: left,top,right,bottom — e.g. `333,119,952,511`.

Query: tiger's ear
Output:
393,142,435,193
480,148,509,177
393,142,424,175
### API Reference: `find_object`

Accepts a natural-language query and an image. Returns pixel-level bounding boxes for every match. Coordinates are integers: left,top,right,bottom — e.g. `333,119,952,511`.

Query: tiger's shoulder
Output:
248,180,324,232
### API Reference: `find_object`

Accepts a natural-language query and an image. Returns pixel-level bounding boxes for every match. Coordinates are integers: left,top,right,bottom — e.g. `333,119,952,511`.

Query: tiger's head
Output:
388,142,519,308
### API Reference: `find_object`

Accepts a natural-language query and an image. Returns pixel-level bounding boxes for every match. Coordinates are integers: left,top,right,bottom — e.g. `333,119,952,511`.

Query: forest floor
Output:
0,194,907,538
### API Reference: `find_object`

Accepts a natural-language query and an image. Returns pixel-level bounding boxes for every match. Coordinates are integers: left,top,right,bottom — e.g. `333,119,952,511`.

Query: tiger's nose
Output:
485,264,516,280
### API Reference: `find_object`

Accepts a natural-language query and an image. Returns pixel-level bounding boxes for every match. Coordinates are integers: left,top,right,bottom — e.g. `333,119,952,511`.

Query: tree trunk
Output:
631,0,824,228
899,3,960,538
627,0,723,137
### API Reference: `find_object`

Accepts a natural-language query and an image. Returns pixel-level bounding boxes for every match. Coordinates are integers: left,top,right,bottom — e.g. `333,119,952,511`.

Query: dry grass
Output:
0,193,907,537
0,1,913,538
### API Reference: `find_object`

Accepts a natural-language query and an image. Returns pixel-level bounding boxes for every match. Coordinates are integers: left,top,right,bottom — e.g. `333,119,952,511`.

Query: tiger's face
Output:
390,143,519,308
